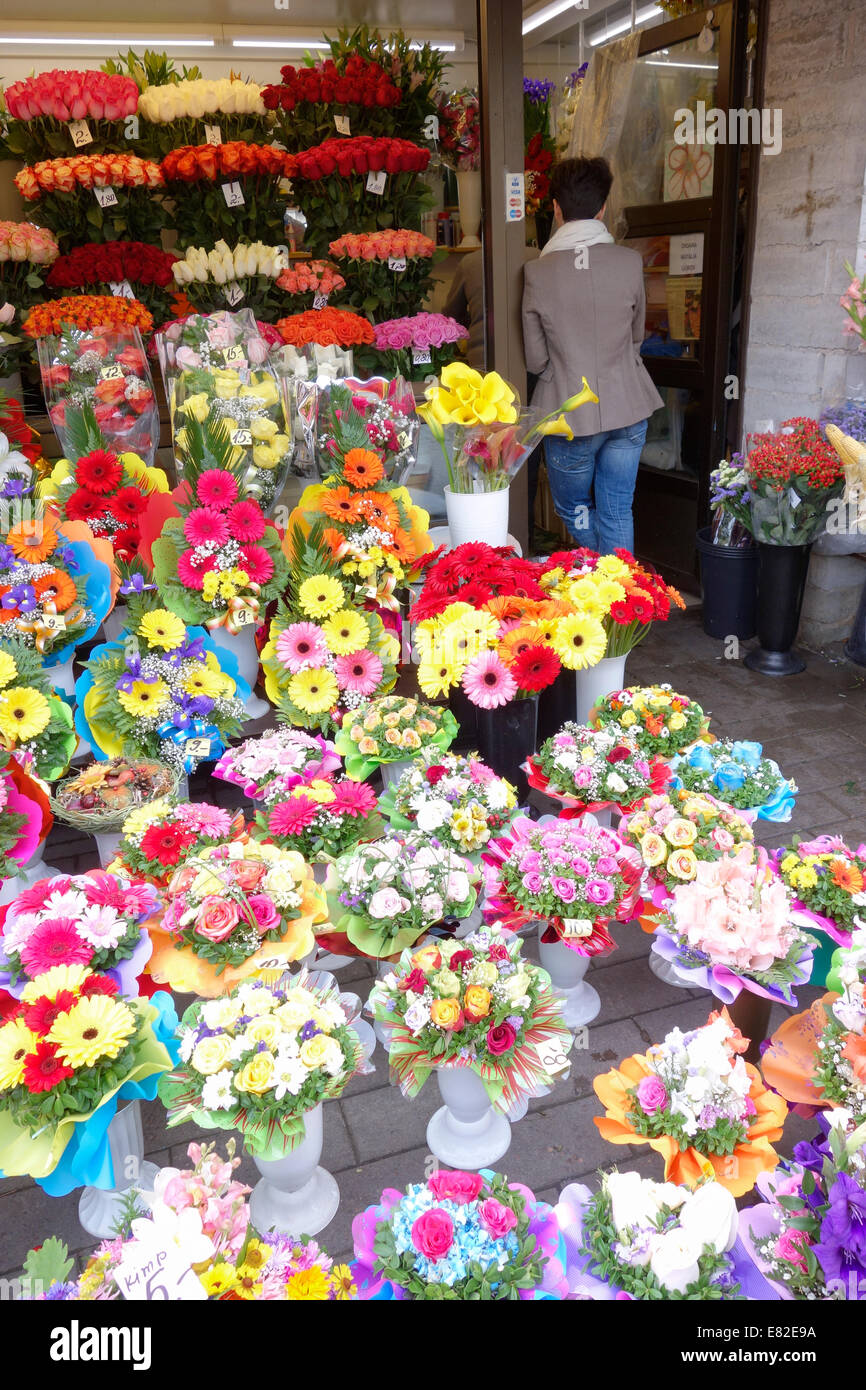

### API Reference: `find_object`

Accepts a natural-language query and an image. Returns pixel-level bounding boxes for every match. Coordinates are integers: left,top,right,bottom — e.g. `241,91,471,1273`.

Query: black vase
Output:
475,696,539,804
447,685,479,752
695,526,758,640
744,541,812,676
536,667,577,744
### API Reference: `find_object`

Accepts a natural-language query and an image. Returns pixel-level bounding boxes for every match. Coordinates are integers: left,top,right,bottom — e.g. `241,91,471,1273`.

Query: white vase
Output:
574,654,628,726
0,842,56,907
78,1100,159,1239
94,829,124,868
539,935,601,1026
444,485,510,549
456,169,482,248
50,653,76,698
379,757,413,790
248,1103,339,1237
206,623,270,720
648,950,692,989
426,1064,511,1170
102,603,128,643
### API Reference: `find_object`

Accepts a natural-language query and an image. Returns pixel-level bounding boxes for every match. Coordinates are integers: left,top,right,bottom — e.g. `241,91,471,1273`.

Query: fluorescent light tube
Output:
0,36,215,46
523,0,583,37
589,5,663,45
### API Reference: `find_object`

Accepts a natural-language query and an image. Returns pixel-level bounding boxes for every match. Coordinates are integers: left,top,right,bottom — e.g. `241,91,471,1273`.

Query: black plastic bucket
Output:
695,526,758,640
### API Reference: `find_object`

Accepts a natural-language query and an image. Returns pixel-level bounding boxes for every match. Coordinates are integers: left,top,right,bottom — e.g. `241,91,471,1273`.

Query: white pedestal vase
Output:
373,958,399,1050
101,603,128,644
574,654,627,726
379,757,413,790
444,485,510,549
538,935,601,1027
456,169,482,248
0,843,57,906
648,949,692,989
94,829,124,868
248,1103,339,1237
426,1064,511,1170
207,622,270,720
78,1100,159,1239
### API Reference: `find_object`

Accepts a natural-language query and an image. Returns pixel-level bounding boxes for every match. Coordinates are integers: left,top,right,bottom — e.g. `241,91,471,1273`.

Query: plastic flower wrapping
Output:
314,377,420,489
352,1169,568,1300
147,839,327,996
159,972,365,1157
37,326,159,466
481,814,643,957
0,640,77,781
334,695,458,781
0,510,114,665
0,750,53,880
773,835,866,946
588,684,709,757
368,924,571,1110
75,598,248,774
253,776,382,862
650,845,817,1005
436,88,481,171
109,798,247,886
538,546,687,660
526,722,672,816
378,750,518,860
323,830,478,959
50,757,177,831
213,726,341,802
44,240,180,324
171,240,289,319
0,966,178,1194
669,738,797,822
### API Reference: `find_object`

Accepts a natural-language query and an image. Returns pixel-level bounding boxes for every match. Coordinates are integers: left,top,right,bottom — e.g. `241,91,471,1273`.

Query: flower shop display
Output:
351,1169,569,1299
254,776,383,865
773,836,866,950
525,722,672,818
45,241,179,325
14,154,167,251
0,750,53,889
323,830,477,959
650,845,817,1006
523,79,556,222
3,69,140,161
37,325,159,466
409,541,549,623
110,798,247,887
136,77,270,155
291,137,433,259
160,143,297,249
437,88,481,248
159,972,364,1233
213,726,341,803
147,840,327,996
593,1008,787,1196
372,313,467,381
669,737,797,821
172,241,289,319
0,222,60,365
275,259,347,312
369,923,571,1167
21,292,153,342
262,55,402,151
0,639,78,782
378,750,518,861
329,229,437,321
588,683,709,757
323,25,445,146
334,694,457,784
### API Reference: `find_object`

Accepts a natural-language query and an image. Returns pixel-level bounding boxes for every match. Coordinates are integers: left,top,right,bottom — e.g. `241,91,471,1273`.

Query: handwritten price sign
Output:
69,119,93,147
100,364,124,380
221,181,245,208
185,737,213,761
204,124,222,146
116,1244,207,1301
231,428,253,447
94,186,119,208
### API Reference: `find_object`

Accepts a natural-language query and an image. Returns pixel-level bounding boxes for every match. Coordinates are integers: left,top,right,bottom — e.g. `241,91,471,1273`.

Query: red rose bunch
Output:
4,69,138,123
293,136,430,182
46,241,177,291
62,448,153,560
262,55,401,113
160,142,296,184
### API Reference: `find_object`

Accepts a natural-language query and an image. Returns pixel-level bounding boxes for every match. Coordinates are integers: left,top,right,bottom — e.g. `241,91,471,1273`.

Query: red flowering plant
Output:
37,325,159,467
262,55,403,151
45,241,179,324
3,69,139,161
292,137,433,258
159,143,297,250
745,417,844,545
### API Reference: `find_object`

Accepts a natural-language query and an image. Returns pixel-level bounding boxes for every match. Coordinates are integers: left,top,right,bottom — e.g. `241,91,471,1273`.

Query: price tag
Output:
388,256,407,272
94,185,119,208
223,281,245,307
222,344,246,364
41,612,66,632
116,1240,206,1302
233,605,255,626
412,349,432,366
109,279,135,299
312,293,329,310
204,123,222,145
100,364,124,380
69,119,93,147
534,1037,571,1078
561,917,593,939
185,737,213,761
334,114,351,135
366,170,387,196
221,181,245,207
231,428,253,446
788,487,802,509
255,957,286,970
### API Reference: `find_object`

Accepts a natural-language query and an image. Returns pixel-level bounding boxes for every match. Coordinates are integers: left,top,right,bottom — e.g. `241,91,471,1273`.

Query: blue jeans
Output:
544,420,648,553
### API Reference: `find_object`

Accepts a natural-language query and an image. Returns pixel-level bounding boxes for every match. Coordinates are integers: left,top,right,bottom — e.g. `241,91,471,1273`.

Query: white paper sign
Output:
505,171,525,223
222,344,246,365
69,119,93,147
223,281,245,307
109,279,135,299
334,114,351,135
95,185,119,208
534,1037,571,1078
233,605,255,626
412,348,432,365
231,428,253,446
388,256,407,272
41,612,66,632
221,181,245,207
185,737,213,760
116,1244,207,1301
204,123,222,146
366,170,387,196
788,488,802,509
669,232,705,276
312,293,329,309
100,364,124,380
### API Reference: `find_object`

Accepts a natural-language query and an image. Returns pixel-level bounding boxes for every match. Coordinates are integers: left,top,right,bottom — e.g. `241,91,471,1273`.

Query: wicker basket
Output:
50,757,181,834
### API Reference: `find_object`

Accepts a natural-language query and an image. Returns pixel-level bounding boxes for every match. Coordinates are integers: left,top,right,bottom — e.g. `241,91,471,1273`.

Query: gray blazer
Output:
522,243,663,436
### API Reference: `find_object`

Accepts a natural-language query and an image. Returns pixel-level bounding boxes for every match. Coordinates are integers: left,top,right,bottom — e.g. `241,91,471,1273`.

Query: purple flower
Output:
120,573,157,596
824,1172,866,1245
299,1020,321,1041
0,543,15,568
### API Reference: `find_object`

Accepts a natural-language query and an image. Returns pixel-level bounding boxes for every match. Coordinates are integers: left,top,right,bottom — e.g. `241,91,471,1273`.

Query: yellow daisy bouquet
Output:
539,548,686,659
0,637,77,781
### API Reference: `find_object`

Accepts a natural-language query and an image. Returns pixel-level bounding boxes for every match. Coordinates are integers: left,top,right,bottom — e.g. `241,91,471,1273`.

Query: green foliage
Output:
60,401,106,463
23,1237,74,1294
100,49,203,90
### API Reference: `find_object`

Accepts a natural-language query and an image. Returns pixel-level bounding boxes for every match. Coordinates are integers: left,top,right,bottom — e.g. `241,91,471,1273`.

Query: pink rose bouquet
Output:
372,312,467,379
4,69,139,161
213,727,341,801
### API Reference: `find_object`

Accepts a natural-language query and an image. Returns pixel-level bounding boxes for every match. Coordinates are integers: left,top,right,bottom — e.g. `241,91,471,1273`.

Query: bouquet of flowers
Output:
262,56,403,151
172,241,289,319
334,694,458,782
155,308,272,383
523,79,556,217
159,143,297,249
0,510,113,664
110,798,246,887
314,376,420,489
45,241,179,324
373,313,467,380
369,923,572,1107
525,722,672,816
254,777,382,863
3,69,139,160
51,756,177,830
414,596,563,706
437,89,481,171
481,814,643,956
774,836,866,947
588,684,709,757
650,845,817,1005
0,966,178,1192
14,154,167,250
746,417,844,545
539,547,687,659
329,230,437,321
0,222,59,362
275,259,346,312
291,137,432,258
159,972,364,1154
213,727,341,803
0,750,53,882
352,1169,569,1300
22,293,153,341
137,77,270,155
709,456,753,547
0,639,77,781
37,325,159,465
669,738,797,821
276,307,375,353
409,541,549,622
378,750,517,859
148,841,327,995
324,830,477,958
0,869,159,996
74,599,249,775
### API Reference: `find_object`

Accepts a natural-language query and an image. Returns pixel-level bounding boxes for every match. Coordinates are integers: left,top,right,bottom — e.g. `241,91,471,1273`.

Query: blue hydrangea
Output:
391,1182,520,1287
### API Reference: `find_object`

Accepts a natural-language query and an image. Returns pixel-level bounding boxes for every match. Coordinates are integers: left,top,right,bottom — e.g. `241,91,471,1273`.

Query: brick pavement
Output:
2,607,864,1280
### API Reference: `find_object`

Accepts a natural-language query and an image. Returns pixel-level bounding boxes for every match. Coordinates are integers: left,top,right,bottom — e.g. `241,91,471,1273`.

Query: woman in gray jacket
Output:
522,156,663,552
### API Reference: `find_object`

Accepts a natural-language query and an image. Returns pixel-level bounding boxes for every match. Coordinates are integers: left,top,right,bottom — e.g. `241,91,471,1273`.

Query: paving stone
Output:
543,1017,648,1101
340,1077,442,1164
592,955,692,1026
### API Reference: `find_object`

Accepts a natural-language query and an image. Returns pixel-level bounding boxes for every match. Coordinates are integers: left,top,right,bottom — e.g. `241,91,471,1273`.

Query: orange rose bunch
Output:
22,294,153,339
160,142,296,183
276,260,346,299
14,153,162,199
276,308,375,349
329,229,436,261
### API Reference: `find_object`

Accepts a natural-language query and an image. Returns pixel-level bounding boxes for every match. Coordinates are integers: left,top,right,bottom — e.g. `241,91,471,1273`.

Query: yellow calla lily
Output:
537,415,575,440
561,378,600,412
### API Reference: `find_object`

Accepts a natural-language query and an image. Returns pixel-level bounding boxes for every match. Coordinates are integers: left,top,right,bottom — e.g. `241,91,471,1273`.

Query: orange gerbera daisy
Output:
33,569,77,612
321,526,349,557
484,594,527,623
344,448,384,489
388,526,416,562
7,517,59,563
497,624,544,665
831,859,864,894
359,492,399,532
318,486,363,525
667,584,687,610
841,1033,866,1084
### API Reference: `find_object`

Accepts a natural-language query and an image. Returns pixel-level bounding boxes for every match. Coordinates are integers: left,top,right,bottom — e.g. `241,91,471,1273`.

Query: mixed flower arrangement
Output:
40,440,168,565
38,326,158,465
670,738,797,821
526,722,671,815
746,417,844,546
14,154,167,249
523,79,556,216
314,375,420,489
0,639,78,781
111,798,246,886
213,726,341,803
588,684,709,756
45,240,179,322
774,835,866,945
709,456,753,547
539,546,687,659
172,241,289,318
334,694,457,781
621,789,755,918
414,596,563,707
436,88,481,171
254,776,381,863
378,750,517,859
0,510,110,660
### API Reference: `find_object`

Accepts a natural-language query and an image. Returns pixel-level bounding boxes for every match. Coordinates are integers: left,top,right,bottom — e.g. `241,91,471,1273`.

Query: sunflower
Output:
0,1018,39,1090
181,667,226,699
0,686,51,741
285,1267,332,1300
33,569,77,612
297,574,345,620
139,609,186,651
321,607,369,655
117,679,171,717
0,652,17,689
344,447,384,489
47,994,137,1068
6,516,59,563
288,667,339,717
552,612,607,670
318,486,363,525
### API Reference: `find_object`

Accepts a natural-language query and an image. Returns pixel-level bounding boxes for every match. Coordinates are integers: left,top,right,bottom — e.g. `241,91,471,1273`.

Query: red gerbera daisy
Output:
111,486,148,521
509,643,561,692
22,1041,75,1093
113,526,141,559
140,822,197,866
76,449,122,495
22,989,77,1036
79,973,120,998
66,488,107,524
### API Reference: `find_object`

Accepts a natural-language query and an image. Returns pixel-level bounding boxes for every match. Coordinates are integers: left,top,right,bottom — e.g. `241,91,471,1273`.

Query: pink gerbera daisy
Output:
197,469,238,509
227,499,266,542
268,795,319,837
329,778,378,818
177,551,217,590
177,804,232,837
183,507,229,549
335,649,383,697
19,919,94,976
276,623,329,673
13,876,72,913
238,544,274,585
462,651,517,710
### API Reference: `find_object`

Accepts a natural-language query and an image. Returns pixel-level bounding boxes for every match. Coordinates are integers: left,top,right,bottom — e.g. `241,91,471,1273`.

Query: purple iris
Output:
299,1020,321,1042
56,543,79,571
172,692,215,727
0,543,15,568
120,574,156,596
2,582,36,612
115,654,143,693
2,478,32,499
165,635,206,667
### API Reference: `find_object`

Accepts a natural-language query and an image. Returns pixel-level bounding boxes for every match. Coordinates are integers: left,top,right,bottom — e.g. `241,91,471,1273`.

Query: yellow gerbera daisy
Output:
181,667,226,699
138,609,186,651
321,608,369,656
0,1018,39,1090
0,686,51,742
288,667,339,716
285,1266,332,1300
552,613,607,670
304,779,337,804
298,574,344,620
47,995,137,1068
199,1263,238,1297
329,1264,357,1300
595,555,632,581
117,680,171,718
418,656,457,700
0,652,19,689
21,964,90,1002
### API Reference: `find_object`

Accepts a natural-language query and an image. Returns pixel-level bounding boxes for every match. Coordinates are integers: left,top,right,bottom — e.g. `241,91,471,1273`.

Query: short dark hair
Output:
550,157,613,220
